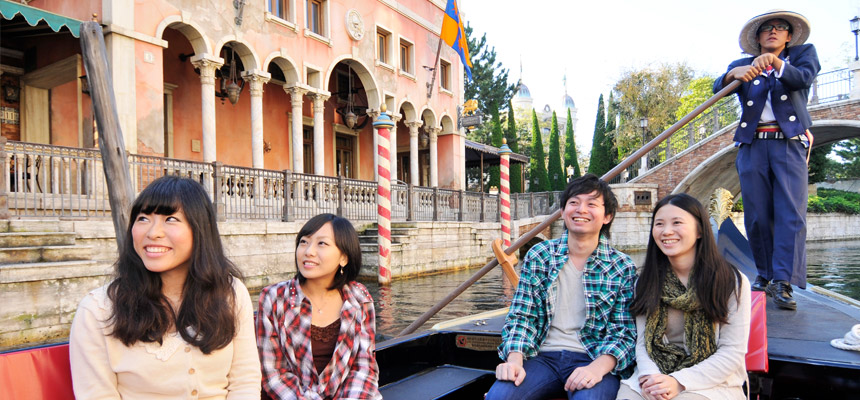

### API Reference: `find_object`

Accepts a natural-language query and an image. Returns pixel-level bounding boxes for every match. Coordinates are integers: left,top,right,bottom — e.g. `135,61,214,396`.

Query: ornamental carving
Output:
345,9,364,41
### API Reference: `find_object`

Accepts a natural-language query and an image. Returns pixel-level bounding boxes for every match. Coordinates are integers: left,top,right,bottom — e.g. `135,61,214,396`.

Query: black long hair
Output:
295,213,362,290
107,175,242,354
630,193,741,324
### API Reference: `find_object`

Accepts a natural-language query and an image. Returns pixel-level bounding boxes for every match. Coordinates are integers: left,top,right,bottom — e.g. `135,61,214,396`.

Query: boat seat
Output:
379,364,494,399
0,343,74,400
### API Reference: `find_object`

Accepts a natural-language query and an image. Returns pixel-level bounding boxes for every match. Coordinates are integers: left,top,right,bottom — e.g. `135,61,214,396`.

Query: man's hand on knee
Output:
495,352,526,386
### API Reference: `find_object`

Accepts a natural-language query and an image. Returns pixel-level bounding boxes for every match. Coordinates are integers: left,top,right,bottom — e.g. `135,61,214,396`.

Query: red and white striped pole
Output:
499,139,512,247
374,104,395,285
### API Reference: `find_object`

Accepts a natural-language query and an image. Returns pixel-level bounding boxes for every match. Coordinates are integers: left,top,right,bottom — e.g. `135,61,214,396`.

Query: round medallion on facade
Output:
346,9,364,41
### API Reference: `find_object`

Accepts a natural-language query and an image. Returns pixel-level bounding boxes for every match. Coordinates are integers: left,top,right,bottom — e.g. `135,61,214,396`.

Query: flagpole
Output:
426,38,443,99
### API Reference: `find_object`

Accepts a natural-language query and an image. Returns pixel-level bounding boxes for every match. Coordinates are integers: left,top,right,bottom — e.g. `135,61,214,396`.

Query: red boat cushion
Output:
746,291,768,373
0,343,74,400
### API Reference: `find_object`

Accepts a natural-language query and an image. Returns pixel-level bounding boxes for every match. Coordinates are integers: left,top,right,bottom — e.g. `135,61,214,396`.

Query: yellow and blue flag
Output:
440,0,472,80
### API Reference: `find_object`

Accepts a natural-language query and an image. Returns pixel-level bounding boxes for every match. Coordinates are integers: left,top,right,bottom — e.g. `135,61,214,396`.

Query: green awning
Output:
0,0,82,38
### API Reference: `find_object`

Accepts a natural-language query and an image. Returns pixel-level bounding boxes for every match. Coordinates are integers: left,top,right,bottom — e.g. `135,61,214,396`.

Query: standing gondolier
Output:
714,9,820,310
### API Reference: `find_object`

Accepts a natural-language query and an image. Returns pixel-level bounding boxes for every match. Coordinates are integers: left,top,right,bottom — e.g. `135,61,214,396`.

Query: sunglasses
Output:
758,24,791,33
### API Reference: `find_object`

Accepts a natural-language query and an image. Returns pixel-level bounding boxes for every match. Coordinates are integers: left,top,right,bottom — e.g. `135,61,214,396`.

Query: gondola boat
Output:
3,21,860,400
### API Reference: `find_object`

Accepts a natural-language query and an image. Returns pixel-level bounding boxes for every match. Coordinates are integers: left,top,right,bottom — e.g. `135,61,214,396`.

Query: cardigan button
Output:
746,100,754,106
185,347,191,353
789,116,796,121
191,389,198,396
753,79,760,85
741,122,748,128
188,368,196,375
780,94,788,101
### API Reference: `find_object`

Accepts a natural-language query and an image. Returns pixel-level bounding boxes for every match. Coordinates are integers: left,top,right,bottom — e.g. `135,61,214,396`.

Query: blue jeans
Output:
485,351,620,400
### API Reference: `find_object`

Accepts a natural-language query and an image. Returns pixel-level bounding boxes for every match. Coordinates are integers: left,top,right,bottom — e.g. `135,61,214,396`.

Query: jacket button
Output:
746,100,754,106
780,94,788,101
753,80,760,85
741,122,748,128
789,116,796,121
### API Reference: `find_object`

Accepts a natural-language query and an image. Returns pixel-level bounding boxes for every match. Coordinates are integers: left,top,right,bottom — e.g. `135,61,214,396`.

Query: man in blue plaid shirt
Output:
486,174,637,400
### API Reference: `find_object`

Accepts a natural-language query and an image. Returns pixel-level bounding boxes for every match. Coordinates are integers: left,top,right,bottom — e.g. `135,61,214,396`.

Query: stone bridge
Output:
632,98,860,202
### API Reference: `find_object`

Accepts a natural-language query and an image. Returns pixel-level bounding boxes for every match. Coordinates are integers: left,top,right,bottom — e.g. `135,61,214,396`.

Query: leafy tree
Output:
487,108,503,191
833,138,860,178
670,76,740,156
528,110,550,192
563,107,581,180
463,24,516,144
612,63,694,160
546,112,565,190
808,143,835,184
588,94,612,177
506,103,523,193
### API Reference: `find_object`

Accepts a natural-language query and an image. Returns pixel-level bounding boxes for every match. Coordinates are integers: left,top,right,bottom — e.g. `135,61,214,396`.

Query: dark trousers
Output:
735,138,808,287
485,351,620,400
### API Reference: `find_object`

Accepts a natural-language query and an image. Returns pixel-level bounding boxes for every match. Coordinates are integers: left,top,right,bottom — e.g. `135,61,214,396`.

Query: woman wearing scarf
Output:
617,194,750,400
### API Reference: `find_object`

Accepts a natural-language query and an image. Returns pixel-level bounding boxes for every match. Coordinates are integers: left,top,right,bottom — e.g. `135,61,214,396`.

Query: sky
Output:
458,0,860,154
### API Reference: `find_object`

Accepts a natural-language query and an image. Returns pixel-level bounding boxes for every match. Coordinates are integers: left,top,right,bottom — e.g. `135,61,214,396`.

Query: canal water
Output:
368,239,860,339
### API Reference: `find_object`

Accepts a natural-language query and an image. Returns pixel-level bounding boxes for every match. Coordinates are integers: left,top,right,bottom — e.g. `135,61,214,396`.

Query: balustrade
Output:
0,141,539,223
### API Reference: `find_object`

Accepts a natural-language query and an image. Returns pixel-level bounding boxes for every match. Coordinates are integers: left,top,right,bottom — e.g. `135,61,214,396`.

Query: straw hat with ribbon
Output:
739,9,811,55
831,324,860,352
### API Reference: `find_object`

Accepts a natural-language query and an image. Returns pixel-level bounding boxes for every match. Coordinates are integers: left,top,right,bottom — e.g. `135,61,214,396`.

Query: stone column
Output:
390,114,402,183
406,120,423,186
367,109,380,181
373,105,396,285
310,92,330,175
244,71,271,169
191,55,224,163
428,127,441,187
284,85,309,173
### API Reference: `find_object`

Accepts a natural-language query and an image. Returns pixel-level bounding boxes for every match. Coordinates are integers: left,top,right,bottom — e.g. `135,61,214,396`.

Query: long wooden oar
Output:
397,79,741,337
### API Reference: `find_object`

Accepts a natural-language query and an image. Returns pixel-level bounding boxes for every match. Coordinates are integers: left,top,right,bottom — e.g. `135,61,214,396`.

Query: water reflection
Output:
369,240,860,339
806,239,860,301
365,267,512,339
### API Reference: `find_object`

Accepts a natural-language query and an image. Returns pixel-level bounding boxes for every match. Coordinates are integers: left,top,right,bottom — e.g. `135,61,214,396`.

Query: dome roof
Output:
562,94,575,109
515,80,531,99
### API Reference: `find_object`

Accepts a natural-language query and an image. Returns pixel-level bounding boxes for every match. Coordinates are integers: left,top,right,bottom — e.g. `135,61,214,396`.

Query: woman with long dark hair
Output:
257,213,380,399
617,194,750,400
69,175,261,398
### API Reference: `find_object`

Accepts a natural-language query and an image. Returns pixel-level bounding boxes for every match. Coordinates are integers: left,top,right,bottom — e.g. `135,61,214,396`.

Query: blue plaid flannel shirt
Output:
498,230,637,378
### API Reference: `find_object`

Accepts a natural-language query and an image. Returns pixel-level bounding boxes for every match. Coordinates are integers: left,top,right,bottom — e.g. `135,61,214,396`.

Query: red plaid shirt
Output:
257,278,380,400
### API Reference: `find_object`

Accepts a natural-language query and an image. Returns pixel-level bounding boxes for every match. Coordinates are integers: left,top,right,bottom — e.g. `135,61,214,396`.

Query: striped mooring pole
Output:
373,104,394,285
499,138,512,247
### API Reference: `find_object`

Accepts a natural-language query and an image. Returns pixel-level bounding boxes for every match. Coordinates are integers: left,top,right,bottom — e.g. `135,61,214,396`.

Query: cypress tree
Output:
528,109,550,192
587,94,611,177
506,102,522,193
605,92,619,170
546,111,564,191
563,107,581,179
488,106,503,192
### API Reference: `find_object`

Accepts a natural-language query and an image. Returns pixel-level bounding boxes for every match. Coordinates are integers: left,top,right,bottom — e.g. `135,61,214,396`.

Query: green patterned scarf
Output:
645,269,716,374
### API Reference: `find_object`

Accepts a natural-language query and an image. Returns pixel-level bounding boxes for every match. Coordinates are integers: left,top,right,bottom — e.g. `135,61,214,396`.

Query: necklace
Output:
309,290,337,314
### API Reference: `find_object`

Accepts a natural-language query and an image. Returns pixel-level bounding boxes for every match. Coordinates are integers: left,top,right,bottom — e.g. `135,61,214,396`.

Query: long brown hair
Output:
630,193,741,323
107,175,242,354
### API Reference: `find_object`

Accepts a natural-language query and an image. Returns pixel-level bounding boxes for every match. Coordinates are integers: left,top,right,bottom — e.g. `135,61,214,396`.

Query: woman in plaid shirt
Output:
257,214,381,400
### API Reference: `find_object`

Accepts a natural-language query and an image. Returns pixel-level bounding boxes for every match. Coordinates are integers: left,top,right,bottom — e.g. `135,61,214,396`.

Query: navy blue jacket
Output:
713,44,821,144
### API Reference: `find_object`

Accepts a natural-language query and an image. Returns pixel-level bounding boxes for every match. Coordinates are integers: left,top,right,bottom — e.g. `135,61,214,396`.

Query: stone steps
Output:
0,232,76,247
0,245,93,264
0,220,70,233
0,259,109,283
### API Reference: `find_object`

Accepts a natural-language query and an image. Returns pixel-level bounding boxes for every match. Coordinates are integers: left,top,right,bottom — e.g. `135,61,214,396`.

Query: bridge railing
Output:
810,68,853,105
1,140,505,224
611,67,853,183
